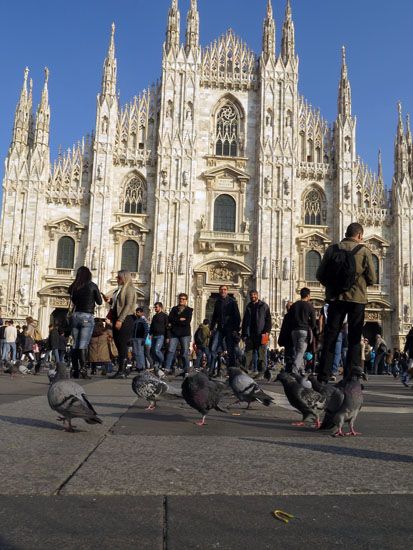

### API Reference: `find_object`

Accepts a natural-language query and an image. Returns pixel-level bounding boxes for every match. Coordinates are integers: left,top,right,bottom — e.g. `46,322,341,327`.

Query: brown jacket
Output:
88,333,118,363
317,238,376,304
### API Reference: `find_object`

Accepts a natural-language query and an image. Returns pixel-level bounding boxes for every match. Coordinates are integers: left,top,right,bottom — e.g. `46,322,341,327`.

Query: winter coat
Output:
241,300,272,338
48,328,60,349
316,238,376,304
194,324,211,347
88,333,116,363
210,296,241,334
168,306,193,338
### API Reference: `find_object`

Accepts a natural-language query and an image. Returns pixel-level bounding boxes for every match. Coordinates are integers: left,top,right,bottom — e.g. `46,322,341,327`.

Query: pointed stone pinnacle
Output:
44,67,49,85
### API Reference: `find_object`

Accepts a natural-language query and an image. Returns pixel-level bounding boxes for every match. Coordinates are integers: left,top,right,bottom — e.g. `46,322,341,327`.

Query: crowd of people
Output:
1,223,413,388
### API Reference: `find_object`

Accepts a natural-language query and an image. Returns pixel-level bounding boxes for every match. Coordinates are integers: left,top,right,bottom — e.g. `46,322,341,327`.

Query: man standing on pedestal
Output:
242,290,271,375
316,222,376,382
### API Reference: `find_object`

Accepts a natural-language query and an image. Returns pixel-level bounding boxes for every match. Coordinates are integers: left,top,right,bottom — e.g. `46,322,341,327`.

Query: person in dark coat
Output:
242,290,272,374
278,301,294,372
210,285,241,369
164,293,193,374
68,266,102,378
149,302,169,368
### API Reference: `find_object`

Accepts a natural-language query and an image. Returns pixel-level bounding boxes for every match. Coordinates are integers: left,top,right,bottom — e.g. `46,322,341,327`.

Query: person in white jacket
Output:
2,320,17,361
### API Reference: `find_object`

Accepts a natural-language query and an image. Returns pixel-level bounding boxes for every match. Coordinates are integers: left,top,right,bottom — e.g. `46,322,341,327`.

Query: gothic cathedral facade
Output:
1,1,412,347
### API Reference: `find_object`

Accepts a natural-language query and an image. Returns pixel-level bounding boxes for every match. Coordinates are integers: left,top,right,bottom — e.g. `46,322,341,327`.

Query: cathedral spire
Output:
378,149,383,181
406,113,412,147
262,0,276,63
11,67,31,147
34,67,50,147
281,0,295,64
338,46,352,118
101,22,117,98
166,0,180,53
185,0,199,54
395,102,408,181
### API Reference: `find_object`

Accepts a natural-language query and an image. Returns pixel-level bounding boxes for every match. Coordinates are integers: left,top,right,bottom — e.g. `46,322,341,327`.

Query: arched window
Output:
56,236,75,269
121,240,139,273
215,103,239,157
304,189,323,225
305,250,321,282
123,177,146,214
372,254,380,284
214,194,236,232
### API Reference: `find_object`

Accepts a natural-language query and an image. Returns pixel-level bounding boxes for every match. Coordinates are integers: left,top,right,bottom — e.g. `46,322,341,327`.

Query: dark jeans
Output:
318,300,365,382
113,315,135,371
210,330,237,368
195,345,211,369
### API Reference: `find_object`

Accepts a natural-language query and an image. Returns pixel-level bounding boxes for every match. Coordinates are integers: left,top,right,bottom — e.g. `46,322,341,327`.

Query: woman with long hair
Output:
68,266,102,378
108,270,137,378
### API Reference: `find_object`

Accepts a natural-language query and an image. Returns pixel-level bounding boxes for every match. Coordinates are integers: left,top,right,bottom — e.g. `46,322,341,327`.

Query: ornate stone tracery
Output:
201,29,257,91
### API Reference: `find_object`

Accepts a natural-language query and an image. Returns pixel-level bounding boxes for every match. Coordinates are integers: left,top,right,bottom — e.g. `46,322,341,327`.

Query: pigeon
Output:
228,367,275,409
276,370,326,428
308,374,338,399
3,360,20,378
291,372,313,389
319,366,366,437
47,366,57,384
181,371,226,426
131,371,182,411
47,362,102,432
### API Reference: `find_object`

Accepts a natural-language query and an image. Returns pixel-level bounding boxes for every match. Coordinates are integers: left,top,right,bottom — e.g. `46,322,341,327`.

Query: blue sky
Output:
0,0,412,191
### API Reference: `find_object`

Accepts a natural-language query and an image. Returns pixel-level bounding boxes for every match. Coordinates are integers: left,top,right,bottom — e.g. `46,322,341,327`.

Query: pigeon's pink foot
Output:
195,416,206,426
291,421,305,427
332,429,344,437
345,430,362,436
313,419,321,429
145,404,156,411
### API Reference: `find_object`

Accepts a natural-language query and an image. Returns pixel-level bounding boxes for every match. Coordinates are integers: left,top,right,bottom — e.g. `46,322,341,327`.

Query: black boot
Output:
71,349,80,379
78,349,91,379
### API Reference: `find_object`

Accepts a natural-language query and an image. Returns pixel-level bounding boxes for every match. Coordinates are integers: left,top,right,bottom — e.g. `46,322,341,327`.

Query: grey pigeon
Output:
228,367,274,409
181,371,226,426
276,370,326,428
3,360,20,378
47,362,102,432
291,372,312,389
308,374,337,400
319,366,366,436
131,371,182,410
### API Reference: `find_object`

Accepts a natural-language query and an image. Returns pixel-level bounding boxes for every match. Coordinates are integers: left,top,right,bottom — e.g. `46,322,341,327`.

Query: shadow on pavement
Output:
242,438,413,463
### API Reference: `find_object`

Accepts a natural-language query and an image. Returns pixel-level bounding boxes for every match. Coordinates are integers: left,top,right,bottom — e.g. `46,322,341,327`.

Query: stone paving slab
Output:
61,434,413,496
0,496,163,550
0,378,136,495
166,494,413,550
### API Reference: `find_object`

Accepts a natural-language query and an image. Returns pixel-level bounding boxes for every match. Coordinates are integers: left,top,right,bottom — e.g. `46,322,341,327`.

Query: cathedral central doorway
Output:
363,322,382,345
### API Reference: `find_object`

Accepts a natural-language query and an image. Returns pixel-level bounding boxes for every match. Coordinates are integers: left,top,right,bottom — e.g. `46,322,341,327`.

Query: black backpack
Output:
0,325,5,339
318,244,364,295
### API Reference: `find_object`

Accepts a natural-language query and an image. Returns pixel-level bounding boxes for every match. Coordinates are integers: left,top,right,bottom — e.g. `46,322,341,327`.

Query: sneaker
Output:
329,375,337,382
